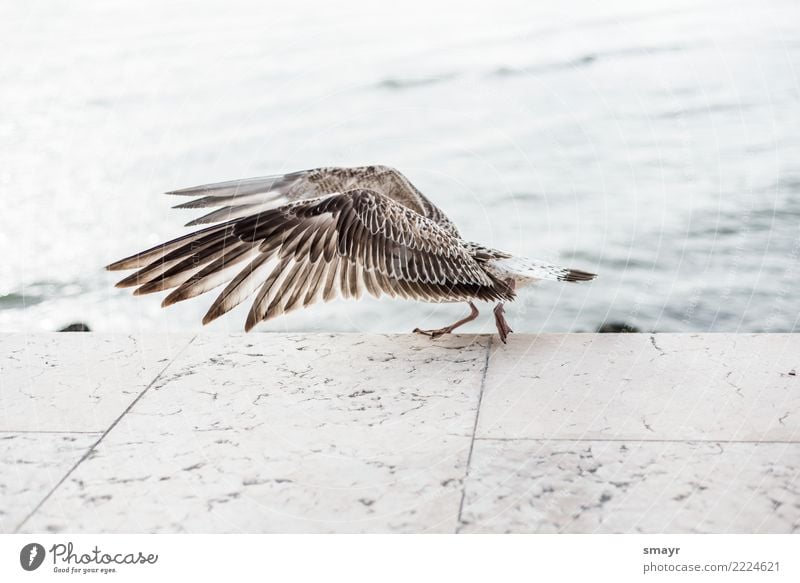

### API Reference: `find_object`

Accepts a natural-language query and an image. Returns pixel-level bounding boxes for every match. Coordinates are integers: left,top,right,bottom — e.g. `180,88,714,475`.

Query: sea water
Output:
1,0,798,334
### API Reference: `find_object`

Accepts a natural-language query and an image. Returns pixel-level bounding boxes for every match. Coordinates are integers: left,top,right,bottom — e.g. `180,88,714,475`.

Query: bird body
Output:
107,166,595,342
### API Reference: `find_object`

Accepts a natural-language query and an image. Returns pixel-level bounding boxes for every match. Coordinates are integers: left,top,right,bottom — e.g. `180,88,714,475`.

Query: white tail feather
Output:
488,256,596,284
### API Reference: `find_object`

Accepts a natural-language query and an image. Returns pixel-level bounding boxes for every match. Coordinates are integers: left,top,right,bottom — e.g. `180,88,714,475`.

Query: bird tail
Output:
488,256,597,283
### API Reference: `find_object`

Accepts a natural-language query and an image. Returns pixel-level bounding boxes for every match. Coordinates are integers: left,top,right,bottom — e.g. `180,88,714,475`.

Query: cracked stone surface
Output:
0,334,194,432
0,432,100,533
2,333,798,533
477,334,799,441
459,439,800,533
20,334,489,533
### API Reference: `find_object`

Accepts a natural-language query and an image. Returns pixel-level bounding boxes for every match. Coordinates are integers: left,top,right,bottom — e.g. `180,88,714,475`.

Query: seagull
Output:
107,166,596,343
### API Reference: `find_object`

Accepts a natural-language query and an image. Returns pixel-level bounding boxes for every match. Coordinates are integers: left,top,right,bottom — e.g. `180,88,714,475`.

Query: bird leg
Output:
493,278,516,344
493,304,513,344
414,302,479,339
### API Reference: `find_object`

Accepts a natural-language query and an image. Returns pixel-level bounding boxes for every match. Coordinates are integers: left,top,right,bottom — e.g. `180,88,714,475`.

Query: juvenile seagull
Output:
107,166,595,343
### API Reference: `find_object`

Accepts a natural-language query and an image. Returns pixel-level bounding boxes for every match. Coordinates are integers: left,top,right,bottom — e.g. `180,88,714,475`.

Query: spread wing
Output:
167,165,461,237
107,189,514,331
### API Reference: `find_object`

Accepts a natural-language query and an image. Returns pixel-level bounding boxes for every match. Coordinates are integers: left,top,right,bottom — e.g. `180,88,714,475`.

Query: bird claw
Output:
413,327,451,340
493,304,513,344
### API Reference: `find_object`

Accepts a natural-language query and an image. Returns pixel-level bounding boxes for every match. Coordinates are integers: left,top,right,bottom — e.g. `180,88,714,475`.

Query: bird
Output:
107,165,596,343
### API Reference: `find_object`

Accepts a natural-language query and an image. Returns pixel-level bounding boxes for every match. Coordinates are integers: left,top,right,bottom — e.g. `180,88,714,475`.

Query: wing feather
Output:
278,261,315,316
302,259,329,306
109,187,514,331
202,253,273,325
322,256,340,302
244,256,292,331
107,221,236,272
166,165,461,236
162,242,258,307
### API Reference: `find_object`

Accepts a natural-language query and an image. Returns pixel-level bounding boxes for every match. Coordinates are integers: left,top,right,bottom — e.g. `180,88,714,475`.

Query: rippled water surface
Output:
2,0,799,334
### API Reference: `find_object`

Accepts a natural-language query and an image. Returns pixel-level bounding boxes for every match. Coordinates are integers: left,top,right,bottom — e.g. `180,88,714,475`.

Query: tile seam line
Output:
475,437,800,444
13,334,198,533
455,336,493,534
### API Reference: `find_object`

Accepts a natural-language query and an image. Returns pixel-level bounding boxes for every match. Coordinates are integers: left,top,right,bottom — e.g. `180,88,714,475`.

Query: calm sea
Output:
1,0,798,334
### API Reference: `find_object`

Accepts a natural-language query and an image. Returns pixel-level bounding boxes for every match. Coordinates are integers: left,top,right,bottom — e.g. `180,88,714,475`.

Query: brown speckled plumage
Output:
107,166,596,341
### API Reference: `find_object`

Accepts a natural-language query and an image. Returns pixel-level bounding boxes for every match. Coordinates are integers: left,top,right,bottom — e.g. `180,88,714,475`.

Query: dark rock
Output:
597,322,640,333
58,322,91,332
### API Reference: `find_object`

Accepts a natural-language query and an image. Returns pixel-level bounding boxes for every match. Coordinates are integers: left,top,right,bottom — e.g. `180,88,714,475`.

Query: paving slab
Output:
477,334,799,441
0,334,195,432
0,432,100,533
460,438,800,533
4,333,798,533
21,334,489,533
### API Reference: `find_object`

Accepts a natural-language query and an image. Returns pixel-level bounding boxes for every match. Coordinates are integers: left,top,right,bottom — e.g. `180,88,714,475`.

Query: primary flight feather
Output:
107,165,596,342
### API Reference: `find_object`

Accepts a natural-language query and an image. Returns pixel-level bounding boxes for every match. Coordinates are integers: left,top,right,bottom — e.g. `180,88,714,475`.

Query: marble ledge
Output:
0,333,797,533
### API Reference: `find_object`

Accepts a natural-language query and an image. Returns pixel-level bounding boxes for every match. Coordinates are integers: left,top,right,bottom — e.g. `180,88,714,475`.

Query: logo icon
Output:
20,543,46,571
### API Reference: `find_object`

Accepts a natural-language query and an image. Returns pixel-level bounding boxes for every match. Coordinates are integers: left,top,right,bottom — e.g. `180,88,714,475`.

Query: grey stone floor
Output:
1,333,797,533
